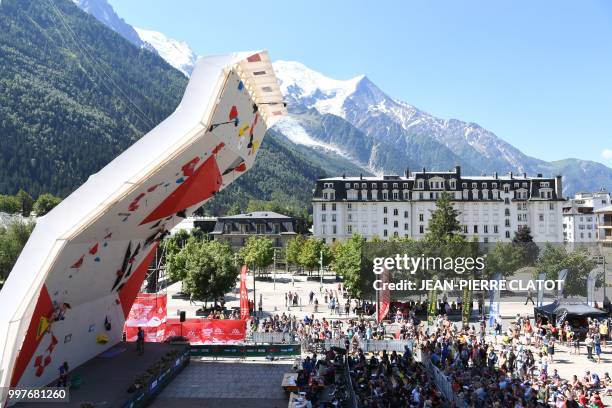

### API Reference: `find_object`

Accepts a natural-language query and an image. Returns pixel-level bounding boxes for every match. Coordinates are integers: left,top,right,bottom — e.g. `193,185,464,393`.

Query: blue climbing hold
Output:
238,81,244,91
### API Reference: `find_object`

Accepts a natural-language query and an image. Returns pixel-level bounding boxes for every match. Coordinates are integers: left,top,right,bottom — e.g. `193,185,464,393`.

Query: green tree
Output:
286,235,305,271
512,226,539,265
183,240,238,306
165,235,198,284
486,242,526,278
536,244,595,297
239,236,274,274
0,220,35,281
331,234,364,298
0,195,21,214
425,192,463,243
16,190,34,217
226,202,242,216
33,193,62,216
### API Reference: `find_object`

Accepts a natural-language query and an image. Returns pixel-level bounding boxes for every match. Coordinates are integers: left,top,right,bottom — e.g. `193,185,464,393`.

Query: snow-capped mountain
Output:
71,0,150,51
134,28,196,76
72,0,196,76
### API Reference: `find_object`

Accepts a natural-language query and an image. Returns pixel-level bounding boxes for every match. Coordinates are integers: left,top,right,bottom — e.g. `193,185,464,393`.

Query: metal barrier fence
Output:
251,332,296,344
419,352,467,408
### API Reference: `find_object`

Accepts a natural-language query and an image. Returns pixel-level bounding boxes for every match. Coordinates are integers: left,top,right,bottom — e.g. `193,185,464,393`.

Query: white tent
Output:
0,51,285,394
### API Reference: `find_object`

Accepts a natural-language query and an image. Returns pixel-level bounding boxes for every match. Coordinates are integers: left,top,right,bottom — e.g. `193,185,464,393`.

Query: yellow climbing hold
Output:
36,316,49,339
238,123,250,137
96,333,109,344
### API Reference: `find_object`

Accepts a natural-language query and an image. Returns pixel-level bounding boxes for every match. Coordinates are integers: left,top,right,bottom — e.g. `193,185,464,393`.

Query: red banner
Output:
377,268,390,323
240,265,249,319
166,318,246,344
123,293,246,344
124,293,167,341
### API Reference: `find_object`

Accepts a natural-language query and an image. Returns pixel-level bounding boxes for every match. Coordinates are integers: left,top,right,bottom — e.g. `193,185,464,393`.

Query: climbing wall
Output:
0,51,285,391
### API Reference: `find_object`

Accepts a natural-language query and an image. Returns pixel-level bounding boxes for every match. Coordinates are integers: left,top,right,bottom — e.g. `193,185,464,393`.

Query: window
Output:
549,203,554,210
393,220,398,228
332,225,337,234
383,229,388,237
463,225,468,233
330,192,335,200
393,231,399,237
393,191,399,200
494,225,498,233
332,214,337,222
462,182,467,189
450,181,456,189
393,183,398,189
321,214,326,222
419,225,424,234
473,225,478,233
403,183,408,188
383,206,388,214
504,198,510,205
322,203,326,211
484,225,488,233
539,214,544,222
347,225,352,233
393,208,399,216
383,217,388,225
419,214,424,222
505,208,510,216
403,191,409,200
345,183,350,188
404,223,409,230
505,231,510,238
332,203,336,211
323,193,328,199
382,191,388,200
404,211,409,218
348,214,352,221
505,219,510,227
492,183,497,189
354,183,359,189
347,203,352,210
382,183,388,189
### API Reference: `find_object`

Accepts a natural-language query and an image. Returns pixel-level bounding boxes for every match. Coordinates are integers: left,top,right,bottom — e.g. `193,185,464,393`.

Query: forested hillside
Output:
0,0,187,197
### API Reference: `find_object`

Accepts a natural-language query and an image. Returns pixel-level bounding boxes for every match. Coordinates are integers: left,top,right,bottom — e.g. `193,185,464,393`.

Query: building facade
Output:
562,189,610,243
211,211,301,249
312,166,564,243
596,205,612,246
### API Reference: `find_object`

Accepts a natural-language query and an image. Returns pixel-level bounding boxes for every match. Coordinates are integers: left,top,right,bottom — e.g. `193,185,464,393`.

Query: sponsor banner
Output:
488,272,502,327
201,319,246,344
557,269,568,299
536,272,546,306
165,318,246,344
240,265,249,319
124,293,167,341
377,268,390,322
586,266,601,307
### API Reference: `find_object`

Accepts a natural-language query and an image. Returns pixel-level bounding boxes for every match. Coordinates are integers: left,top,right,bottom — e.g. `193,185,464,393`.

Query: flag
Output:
557,269,568,299
536,272,546,306
488,272,502,327
377,268,390,323
587,267,600,307
240,265,249,319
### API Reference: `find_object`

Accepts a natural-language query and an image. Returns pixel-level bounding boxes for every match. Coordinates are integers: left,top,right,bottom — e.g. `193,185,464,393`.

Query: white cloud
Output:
602,149,612,160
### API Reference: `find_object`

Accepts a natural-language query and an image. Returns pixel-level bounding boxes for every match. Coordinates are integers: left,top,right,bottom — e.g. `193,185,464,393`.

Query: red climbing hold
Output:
89,243,99,255
229,106,238,120
235,162,247,173
71,256,84,269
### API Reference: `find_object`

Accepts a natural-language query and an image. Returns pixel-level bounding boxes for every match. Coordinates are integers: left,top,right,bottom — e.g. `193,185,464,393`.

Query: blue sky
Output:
109,0,612,166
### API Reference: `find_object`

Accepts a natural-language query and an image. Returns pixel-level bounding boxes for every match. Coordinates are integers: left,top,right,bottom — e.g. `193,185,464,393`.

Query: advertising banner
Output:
587,266,601,307
240,265,249,319
165,318,246,344
377,268,390,323
488,273,502,327
124,293,167,341
536,272,546,306
557,269,568,299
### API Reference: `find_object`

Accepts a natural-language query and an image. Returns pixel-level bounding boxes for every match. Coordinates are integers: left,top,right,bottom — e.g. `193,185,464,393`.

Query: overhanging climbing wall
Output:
0,51,285,393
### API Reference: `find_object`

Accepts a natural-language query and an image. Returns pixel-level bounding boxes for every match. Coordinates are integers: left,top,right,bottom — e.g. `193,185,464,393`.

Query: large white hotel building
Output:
312,166,564,243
